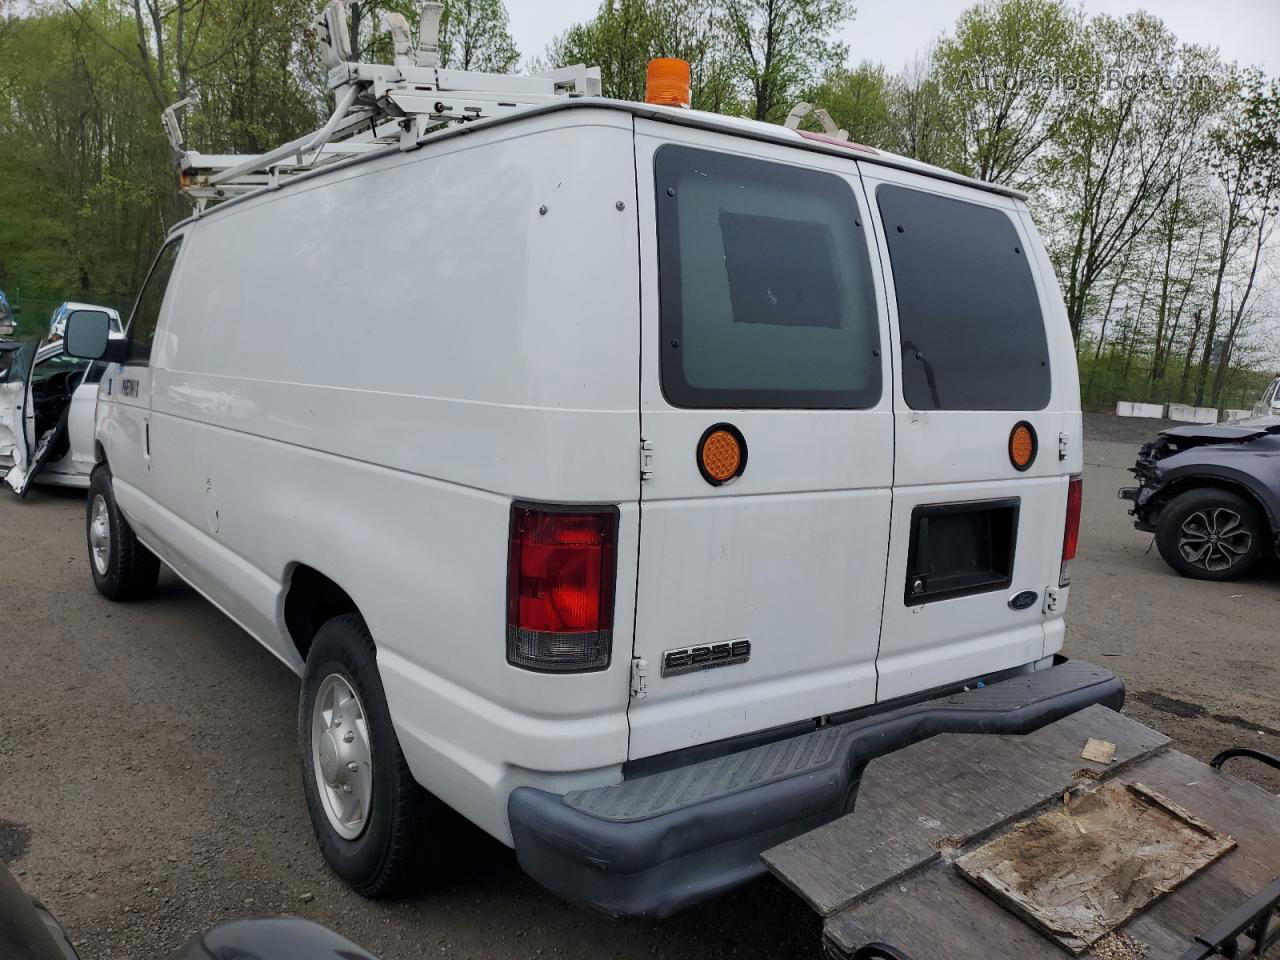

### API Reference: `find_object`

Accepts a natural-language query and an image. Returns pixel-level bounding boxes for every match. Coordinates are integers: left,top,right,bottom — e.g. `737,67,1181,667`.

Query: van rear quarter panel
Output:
148,110,641,841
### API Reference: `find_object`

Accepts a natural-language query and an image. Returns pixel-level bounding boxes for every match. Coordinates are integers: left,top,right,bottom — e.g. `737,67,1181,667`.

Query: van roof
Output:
171,96,1024,232
616,99,1026,201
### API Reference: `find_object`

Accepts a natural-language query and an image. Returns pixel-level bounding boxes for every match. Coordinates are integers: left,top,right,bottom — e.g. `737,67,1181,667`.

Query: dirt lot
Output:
1,415,1276,959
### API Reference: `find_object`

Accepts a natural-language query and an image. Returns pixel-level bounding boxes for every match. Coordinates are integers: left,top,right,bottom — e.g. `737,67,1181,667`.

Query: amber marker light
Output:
698,424,747,486
645,58,691,108
1009,421,1037,471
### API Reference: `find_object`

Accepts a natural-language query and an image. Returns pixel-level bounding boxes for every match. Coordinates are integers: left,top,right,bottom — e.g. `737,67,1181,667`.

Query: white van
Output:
63,53,1117,917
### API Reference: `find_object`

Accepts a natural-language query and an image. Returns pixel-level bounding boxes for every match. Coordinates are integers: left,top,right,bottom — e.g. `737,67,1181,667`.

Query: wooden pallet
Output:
761,705,1280,959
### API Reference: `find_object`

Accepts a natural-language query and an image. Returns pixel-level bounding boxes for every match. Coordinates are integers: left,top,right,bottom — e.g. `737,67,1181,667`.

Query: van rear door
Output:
628,123,895,760
859,166,1078,700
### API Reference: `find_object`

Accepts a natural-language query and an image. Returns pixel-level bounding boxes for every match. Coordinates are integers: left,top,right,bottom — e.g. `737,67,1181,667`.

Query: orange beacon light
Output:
645,58,691,108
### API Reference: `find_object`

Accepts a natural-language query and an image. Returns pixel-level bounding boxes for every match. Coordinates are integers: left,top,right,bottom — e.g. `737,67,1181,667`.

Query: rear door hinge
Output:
1058,431,1070,462
640,439,654,481
630,657,649,700
1044,587,1062,614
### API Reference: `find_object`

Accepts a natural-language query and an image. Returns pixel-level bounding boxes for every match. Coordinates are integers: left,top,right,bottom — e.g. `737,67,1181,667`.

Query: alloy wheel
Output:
1177,507,1253,573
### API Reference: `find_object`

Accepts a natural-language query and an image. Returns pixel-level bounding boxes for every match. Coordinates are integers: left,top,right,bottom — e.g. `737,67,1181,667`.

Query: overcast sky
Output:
508,0,1279,74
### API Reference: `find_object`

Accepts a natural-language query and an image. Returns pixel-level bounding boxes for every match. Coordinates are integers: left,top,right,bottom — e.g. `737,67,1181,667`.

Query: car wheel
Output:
1155,488,1266,581
87,465,160,601
299,613,431,897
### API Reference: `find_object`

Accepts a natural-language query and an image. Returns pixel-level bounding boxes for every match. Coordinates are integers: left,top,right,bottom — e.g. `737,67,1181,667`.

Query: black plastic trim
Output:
508,658,1124,918
903,497,1020,605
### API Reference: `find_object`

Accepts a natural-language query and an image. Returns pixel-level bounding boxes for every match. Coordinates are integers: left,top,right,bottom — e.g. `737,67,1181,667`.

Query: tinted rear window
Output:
655,145,881,409
876,185,1050,411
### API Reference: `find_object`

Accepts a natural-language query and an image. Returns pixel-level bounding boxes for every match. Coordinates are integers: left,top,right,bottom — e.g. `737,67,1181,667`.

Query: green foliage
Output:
1077,344,1272,414
722,0,854,122
933,0,1086,186
440,0,519,72
547,0,739,113
0,5,174,305
802,61,897,148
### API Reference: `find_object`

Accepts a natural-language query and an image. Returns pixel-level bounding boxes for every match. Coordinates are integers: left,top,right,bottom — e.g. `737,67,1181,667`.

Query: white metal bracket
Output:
630,658,649,700
640,439,654,481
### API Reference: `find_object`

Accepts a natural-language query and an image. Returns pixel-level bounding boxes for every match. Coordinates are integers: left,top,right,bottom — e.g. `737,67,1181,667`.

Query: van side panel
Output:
145,111,642,842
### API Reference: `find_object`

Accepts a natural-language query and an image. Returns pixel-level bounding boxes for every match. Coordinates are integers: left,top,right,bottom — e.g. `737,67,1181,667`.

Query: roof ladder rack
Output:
164,1,601,211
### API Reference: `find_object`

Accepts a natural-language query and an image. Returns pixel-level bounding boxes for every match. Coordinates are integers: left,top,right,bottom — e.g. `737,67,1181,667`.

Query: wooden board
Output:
763,705,1170,917
954,780,1236,953
817,745,1280,960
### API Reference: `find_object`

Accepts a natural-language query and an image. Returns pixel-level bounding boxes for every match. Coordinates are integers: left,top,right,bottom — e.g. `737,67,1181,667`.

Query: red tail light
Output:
1060,475,1082,586
507,503,618,673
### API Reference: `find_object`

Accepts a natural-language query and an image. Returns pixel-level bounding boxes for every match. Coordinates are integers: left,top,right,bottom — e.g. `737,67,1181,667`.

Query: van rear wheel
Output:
87,465,160,601
298,613,431,897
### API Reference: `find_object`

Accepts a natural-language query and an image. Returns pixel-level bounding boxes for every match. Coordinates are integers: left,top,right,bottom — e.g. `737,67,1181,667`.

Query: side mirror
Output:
64,310,118,361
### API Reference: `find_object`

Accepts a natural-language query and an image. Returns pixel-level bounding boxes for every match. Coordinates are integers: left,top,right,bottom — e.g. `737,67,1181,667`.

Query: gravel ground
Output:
1,415,1276,959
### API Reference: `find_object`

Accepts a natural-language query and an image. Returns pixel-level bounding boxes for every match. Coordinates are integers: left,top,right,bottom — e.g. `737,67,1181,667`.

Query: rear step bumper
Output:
507,658,1123,918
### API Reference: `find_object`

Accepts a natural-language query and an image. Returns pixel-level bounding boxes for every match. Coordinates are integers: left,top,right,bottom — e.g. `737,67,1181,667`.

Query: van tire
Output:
87,465,160,601
1155,487,1265,581
298,614,431,897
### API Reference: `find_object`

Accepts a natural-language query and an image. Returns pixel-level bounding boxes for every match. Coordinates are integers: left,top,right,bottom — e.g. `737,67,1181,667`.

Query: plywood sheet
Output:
822,748,1280,960
953,781,1236,954
763,705,1170,916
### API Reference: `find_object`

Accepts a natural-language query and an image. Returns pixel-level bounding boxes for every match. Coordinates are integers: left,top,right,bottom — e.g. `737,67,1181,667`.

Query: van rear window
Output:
876,185,1050,411
655,146,881,409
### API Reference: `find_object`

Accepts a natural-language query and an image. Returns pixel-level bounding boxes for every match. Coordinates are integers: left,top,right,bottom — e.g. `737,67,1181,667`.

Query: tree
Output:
721,0,854,123
548,0,736,112
933,0,1086,187
804,61,897,149
1194,70,1280,405
887,51,962,169
1049,13,1226,341
439,0,518,72
1148,189,1213,386
0,5,175,315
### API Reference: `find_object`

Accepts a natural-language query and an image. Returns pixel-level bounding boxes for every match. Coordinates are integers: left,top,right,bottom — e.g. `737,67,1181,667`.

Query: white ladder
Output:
163,1,601,210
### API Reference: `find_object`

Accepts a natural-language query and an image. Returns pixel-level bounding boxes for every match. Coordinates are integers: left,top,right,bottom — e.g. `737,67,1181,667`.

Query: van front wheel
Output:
86,465,160,601
298,614,431,897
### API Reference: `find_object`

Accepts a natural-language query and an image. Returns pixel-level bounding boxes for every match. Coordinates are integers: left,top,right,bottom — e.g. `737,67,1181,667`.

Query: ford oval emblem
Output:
1009,590,1039,611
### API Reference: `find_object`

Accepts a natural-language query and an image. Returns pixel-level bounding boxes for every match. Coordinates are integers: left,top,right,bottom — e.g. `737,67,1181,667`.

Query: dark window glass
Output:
83,361,108,385
656,145,881,409
126,238,183,365
876,185,1050,411
32,352,89,388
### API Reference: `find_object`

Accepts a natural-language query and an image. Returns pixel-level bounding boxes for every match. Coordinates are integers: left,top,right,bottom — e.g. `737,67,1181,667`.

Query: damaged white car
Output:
0,326,109,495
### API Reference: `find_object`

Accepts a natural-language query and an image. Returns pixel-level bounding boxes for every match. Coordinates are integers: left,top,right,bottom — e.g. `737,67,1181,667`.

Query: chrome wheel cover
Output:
1178,507,1252,573
90,494,111,576
311,673,374,840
